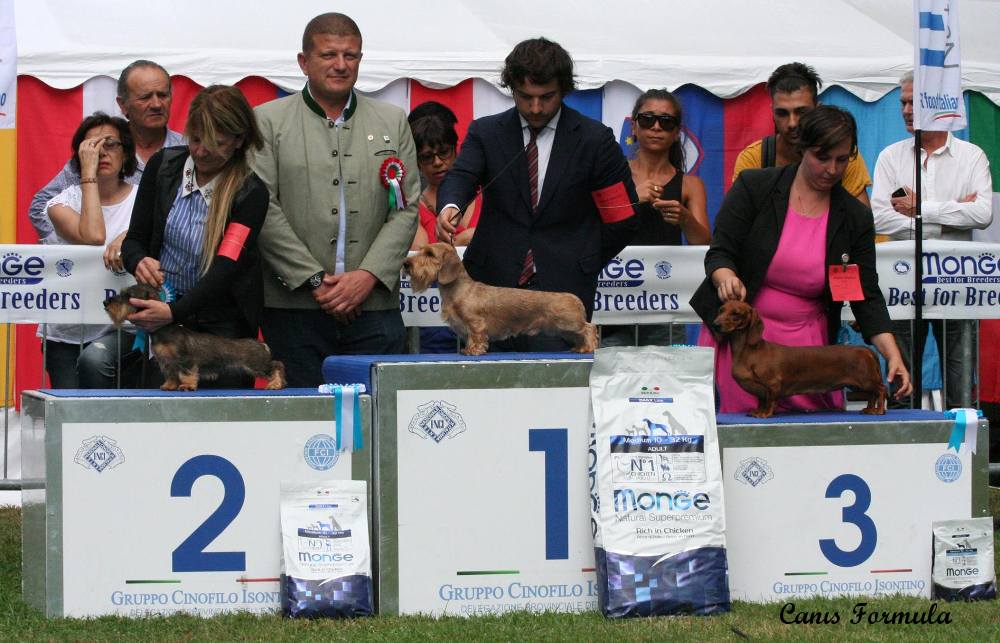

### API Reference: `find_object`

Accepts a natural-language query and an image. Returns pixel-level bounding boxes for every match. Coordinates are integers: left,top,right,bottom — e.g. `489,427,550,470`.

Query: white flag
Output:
0,1,15,130
913,0,967,131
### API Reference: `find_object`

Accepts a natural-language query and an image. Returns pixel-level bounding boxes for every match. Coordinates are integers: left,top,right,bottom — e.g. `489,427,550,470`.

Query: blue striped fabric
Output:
160,184,209,295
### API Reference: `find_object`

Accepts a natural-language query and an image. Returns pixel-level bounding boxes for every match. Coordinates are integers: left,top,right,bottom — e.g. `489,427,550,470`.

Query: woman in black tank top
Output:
628,89,710,246
601,89,711,347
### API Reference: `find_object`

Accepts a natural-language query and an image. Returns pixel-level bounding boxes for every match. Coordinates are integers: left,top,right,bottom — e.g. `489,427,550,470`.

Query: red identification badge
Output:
829,264,864,301
591,182,632,223
217,223,251,261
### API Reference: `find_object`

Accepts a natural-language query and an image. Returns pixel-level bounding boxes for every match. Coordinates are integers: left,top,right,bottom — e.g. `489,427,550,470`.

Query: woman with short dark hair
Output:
43,112,140,388
407,102,480,249
690,105,911,413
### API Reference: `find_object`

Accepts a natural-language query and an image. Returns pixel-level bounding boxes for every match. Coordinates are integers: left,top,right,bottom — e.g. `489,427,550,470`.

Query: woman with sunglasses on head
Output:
43,112,141,388
602,90,711,347
408,102,481,250
121,85,268,388
690,105,911,413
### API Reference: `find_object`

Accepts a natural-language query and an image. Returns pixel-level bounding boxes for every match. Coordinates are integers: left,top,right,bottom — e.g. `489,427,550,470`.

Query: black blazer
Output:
689,165,892,343
437,105,638,317
122,146,269,331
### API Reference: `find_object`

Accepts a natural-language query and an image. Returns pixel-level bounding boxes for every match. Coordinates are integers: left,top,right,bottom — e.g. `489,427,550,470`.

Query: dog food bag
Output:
931,517,997,601
279,480,373,618
589,346,730,617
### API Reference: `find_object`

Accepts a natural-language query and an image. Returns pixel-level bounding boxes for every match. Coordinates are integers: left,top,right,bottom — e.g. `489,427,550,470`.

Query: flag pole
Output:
912,129,923,408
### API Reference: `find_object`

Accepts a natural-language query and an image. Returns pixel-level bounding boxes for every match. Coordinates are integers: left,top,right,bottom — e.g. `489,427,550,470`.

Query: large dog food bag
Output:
589,346,730,617
931,517,996,601
279,480,373,618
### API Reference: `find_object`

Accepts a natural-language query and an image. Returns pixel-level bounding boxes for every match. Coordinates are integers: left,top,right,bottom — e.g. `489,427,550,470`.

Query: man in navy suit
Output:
437,37,639,352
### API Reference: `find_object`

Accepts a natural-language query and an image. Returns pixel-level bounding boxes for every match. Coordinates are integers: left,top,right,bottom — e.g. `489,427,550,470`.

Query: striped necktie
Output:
518,127,541,287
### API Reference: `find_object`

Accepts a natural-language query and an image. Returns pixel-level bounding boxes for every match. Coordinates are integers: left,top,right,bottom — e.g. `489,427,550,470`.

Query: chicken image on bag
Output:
280,481,373,617
589,346,730,617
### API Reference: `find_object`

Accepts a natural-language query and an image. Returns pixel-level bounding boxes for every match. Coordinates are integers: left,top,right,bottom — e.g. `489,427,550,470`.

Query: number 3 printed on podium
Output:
819,473,877,567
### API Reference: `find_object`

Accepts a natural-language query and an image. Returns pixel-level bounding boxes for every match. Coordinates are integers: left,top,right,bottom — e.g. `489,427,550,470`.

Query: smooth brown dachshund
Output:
713,300,886,418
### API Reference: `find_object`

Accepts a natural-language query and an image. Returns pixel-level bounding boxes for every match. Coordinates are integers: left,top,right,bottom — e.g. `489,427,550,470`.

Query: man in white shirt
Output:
871,71,993,408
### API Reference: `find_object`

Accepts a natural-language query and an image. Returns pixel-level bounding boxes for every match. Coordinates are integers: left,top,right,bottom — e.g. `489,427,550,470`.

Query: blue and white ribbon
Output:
132,282,176,353
944,408,982,454
318,383,367,452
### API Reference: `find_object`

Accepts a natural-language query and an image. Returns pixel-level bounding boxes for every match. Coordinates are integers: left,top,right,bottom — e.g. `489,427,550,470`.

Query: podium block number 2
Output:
170,455,247,572
528,428,568,560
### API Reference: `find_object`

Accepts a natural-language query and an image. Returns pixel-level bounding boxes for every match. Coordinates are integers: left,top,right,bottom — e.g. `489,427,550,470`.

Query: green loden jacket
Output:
252,86,419,310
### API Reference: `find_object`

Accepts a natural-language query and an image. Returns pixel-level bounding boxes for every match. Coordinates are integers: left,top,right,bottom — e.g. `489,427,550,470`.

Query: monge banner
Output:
0,245,132,324
913,0,967,131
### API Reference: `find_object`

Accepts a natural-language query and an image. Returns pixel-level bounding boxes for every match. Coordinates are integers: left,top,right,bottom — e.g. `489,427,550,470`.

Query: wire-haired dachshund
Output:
403,242,598,355
713,300,886,418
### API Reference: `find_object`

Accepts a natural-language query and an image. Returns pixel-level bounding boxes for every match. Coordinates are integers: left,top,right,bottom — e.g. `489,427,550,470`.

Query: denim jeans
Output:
262,307,406,388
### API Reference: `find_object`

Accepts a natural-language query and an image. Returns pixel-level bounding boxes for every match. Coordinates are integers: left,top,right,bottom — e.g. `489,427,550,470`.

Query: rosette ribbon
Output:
131,282,176,353
318,383,367,452
944,408,982,454
379,157,407,210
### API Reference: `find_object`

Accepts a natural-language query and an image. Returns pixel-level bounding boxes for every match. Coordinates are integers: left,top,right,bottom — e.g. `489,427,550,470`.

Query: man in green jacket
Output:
253,12,419,387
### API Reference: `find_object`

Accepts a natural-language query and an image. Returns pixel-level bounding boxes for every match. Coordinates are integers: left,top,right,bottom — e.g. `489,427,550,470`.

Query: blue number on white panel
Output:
170,455,247,572
819,473,877,567
528,428,569,560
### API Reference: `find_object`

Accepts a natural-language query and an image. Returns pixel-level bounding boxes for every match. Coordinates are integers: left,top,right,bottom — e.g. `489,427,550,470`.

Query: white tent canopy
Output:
14,0,1000,103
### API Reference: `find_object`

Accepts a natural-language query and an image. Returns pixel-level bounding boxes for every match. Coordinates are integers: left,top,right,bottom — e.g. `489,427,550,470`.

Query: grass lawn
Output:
1,491,998,641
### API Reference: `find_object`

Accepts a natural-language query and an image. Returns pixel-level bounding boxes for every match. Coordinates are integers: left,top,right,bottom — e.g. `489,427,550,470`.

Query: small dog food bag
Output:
589,346,730,617
279,480,373,617
931,517,996,601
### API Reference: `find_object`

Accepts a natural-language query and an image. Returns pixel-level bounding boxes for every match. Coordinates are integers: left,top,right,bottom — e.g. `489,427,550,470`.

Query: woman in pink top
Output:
691,106,911,413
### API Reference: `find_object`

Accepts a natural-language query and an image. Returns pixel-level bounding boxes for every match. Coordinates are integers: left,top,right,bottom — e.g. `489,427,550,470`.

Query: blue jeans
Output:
262,307,406,388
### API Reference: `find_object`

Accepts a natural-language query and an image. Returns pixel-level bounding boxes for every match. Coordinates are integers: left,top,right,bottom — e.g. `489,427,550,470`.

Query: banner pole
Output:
913,129,923,408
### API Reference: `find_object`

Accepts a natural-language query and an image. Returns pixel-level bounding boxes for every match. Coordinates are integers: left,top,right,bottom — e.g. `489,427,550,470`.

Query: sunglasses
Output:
634,113,679,132
417,145,456,165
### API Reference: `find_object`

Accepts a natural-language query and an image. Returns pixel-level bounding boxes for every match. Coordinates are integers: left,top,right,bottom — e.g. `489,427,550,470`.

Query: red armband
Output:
591,182,633,223
217,223,251,261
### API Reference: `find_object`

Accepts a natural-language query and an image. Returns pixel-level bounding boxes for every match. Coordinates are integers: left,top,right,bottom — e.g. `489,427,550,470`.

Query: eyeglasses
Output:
102,139,124,151
417,145,455,165
634,113,679,132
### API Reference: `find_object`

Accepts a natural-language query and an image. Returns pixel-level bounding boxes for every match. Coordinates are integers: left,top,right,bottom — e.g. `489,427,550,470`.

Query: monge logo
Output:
598,256,645,288
0,252,45,285
922,251,1000,285
893,260,911,275
613,488,711,513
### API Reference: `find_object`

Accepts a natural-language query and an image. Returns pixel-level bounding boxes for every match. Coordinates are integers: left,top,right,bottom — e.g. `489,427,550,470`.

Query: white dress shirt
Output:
871,132,993,241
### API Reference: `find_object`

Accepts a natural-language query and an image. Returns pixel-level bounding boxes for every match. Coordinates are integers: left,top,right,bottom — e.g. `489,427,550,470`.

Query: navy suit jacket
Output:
437,105,638,317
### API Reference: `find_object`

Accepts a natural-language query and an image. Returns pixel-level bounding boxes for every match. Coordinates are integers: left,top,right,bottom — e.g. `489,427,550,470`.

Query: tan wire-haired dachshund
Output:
713,300,886,418
403,242,599,356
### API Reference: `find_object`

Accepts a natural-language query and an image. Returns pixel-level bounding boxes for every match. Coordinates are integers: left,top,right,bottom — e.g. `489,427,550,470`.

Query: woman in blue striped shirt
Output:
122,85,269,388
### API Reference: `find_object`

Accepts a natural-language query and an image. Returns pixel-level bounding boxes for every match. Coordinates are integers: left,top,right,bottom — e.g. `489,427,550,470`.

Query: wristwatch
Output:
307,271,324,290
